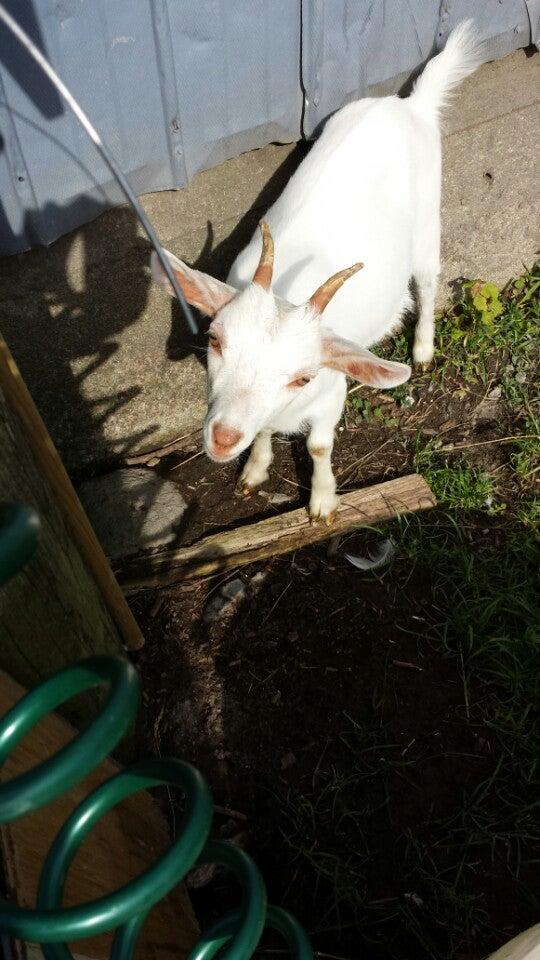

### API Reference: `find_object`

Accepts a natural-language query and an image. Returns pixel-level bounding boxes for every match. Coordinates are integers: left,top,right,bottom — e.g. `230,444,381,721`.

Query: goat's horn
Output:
252,220,274,290
309,262,364,314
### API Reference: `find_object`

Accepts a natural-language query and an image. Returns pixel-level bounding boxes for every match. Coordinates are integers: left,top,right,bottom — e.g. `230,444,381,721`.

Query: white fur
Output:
152,21,484,520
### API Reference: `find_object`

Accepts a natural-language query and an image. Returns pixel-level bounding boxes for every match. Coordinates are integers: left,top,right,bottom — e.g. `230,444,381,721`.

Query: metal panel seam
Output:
150,0,188,188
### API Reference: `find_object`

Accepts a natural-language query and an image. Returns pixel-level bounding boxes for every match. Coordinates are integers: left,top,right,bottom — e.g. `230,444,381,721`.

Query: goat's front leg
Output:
240,430,273,495
308,425,339,525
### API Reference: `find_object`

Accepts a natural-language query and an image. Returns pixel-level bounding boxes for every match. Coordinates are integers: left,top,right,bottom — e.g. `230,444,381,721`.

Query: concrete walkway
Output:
0,49,537,472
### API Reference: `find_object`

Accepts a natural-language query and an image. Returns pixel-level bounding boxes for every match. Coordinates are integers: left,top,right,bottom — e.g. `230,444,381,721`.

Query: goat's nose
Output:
212,422,243,450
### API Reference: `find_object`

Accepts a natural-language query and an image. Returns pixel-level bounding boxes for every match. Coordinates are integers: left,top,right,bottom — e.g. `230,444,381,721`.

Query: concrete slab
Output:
0,49,537,473
78,469,187,559
441,102,539,295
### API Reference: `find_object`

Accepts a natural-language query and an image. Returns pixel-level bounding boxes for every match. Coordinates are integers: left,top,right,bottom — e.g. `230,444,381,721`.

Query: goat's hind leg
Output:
413,268,439,365
412,170,441,366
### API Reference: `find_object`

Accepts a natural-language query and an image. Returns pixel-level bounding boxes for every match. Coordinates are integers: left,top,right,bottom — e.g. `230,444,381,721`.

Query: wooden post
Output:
0,336,143,706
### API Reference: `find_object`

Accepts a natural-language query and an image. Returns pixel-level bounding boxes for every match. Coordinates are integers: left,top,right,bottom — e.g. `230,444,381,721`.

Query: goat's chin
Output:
204,442,244,464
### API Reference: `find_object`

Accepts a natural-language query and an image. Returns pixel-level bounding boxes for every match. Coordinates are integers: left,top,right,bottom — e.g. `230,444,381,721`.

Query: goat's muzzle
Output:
208,421,244,460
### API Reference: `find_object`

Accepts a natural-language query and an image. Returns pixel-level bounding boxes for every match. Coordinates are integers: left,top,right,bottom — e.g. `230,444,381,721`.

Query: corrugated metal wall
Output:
0,0,537,255
301,0,536,135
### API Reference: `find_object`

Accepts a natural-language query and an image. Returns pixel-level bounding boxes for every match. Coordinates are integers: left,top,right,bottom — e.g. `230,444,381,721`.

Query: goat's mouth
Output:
204,435,248,463
205,443,240,463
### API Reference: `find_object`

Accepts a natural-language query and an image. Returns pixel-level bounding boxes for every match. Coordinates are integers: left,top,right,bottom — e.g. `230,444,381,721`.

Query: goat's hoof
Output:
413,343,435,368
238,468,269,497
308,509,336,526
309,490,339,525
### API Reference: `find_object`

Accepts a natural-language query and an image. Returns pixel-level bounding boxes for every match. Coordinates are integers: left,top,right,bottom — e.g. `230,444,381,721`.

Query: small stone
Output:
78,468,187,560
259,490,290,506
280,752,297,770
268,492,290,506
473,398,500,425
222,578,246,601
203,578,246,623
251,571,269,589
187,862,218,889
487,385,502,400
404,892,424,908
187,833,246,889
203,595,227,623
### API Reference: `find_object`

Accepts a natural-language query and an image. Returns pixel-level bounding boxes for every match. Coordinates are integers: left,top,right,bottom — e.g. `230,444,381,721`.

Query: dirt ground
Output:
127,322,538,960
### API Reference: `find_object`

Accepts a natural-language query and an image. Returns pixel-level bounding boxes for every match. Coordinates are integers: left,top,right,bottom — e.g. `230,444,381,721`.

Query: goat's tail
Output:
410,20,485,122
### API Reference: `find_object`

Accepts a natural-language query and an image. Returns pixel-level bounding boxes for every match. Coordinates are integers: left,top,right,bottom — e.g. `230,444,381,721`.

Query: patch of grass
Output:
382,264,539,401
387,381,413,406
276,267,539,958
346,392,399,427
434,263,539,402
515,497,540,531
414,518,539,720
512,409,540,482
387,329,414,366
278,516,540,958
413,439,502,512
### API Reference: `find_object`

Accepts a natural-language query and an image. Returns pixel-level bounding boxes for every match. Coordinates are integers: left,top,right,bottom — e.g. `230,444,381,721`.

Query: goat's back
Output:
230,94,440,344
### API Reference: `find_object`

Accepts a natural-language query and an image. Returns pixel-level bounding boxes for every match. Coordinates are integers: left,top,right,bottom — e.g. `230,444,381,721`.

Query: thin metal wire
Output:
0,3,197,334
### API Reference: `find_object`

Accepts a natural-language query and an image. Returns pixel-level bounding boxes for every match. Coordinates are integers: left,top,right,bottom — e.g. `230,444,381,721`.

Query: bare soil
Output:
130,373,535,959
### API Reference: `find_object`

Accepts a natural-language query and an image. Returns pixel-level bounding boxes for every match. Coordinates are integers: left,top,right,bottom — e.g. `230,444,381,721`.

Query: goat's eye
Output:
288,375,312,389
208,332,221,354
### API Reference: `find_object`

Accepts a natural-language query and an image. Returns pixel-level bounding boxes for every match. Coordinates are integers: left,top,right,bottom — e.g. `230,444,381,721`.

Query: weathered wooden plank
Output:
121,473,436,593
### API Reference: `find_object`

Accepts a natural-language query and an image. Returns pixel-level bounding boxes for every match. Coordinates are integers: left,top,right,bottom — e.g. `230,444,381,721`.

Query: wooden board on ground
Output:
120,473,436,594
0,670,199,960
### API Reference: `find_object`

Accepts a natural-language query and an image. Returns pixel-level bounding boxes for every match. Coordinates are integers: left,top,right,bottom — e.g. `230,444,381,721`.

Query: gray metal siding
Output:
163,0,302,179
0,0,534,255
0,0,301,254
301,0,533,136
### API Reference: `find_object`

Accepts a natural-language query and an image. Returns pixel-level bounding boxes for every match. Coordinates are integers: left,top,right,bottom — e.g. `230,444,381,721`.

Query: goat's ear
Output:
321,331,411,388
150,249,236,316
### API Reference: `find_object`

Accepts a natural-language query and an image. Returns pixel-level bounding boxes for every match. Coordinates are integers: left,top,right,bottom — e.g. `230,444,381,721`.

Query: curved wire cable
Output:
0,3,197,334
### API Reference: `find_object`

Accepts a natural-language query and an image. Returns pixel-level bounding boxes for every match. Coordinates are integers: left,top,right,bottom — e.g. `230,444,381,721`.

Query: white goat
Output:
152,21,484,522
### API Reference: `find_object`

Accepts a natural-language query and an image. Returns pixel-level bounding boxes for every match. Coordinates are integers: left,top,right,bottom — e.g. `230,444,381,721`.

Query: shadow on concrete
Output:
0,197,193,597
0,199,156,476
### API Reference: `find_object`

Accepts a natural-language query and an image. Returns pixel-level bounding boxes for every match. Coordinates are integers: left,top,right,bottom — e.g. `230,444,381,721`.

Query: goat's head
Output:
151,223,411,462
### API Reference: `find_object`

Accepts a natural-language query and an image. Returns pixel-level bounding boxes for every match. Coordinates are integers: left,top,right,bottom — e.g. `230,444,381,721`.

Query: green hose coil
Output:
0,503,314,959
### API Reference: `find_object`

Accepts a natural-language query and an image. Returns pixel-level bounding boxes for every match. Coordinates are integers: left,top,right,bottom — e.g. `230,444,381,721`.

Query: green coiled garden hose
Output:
0,503,314,959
